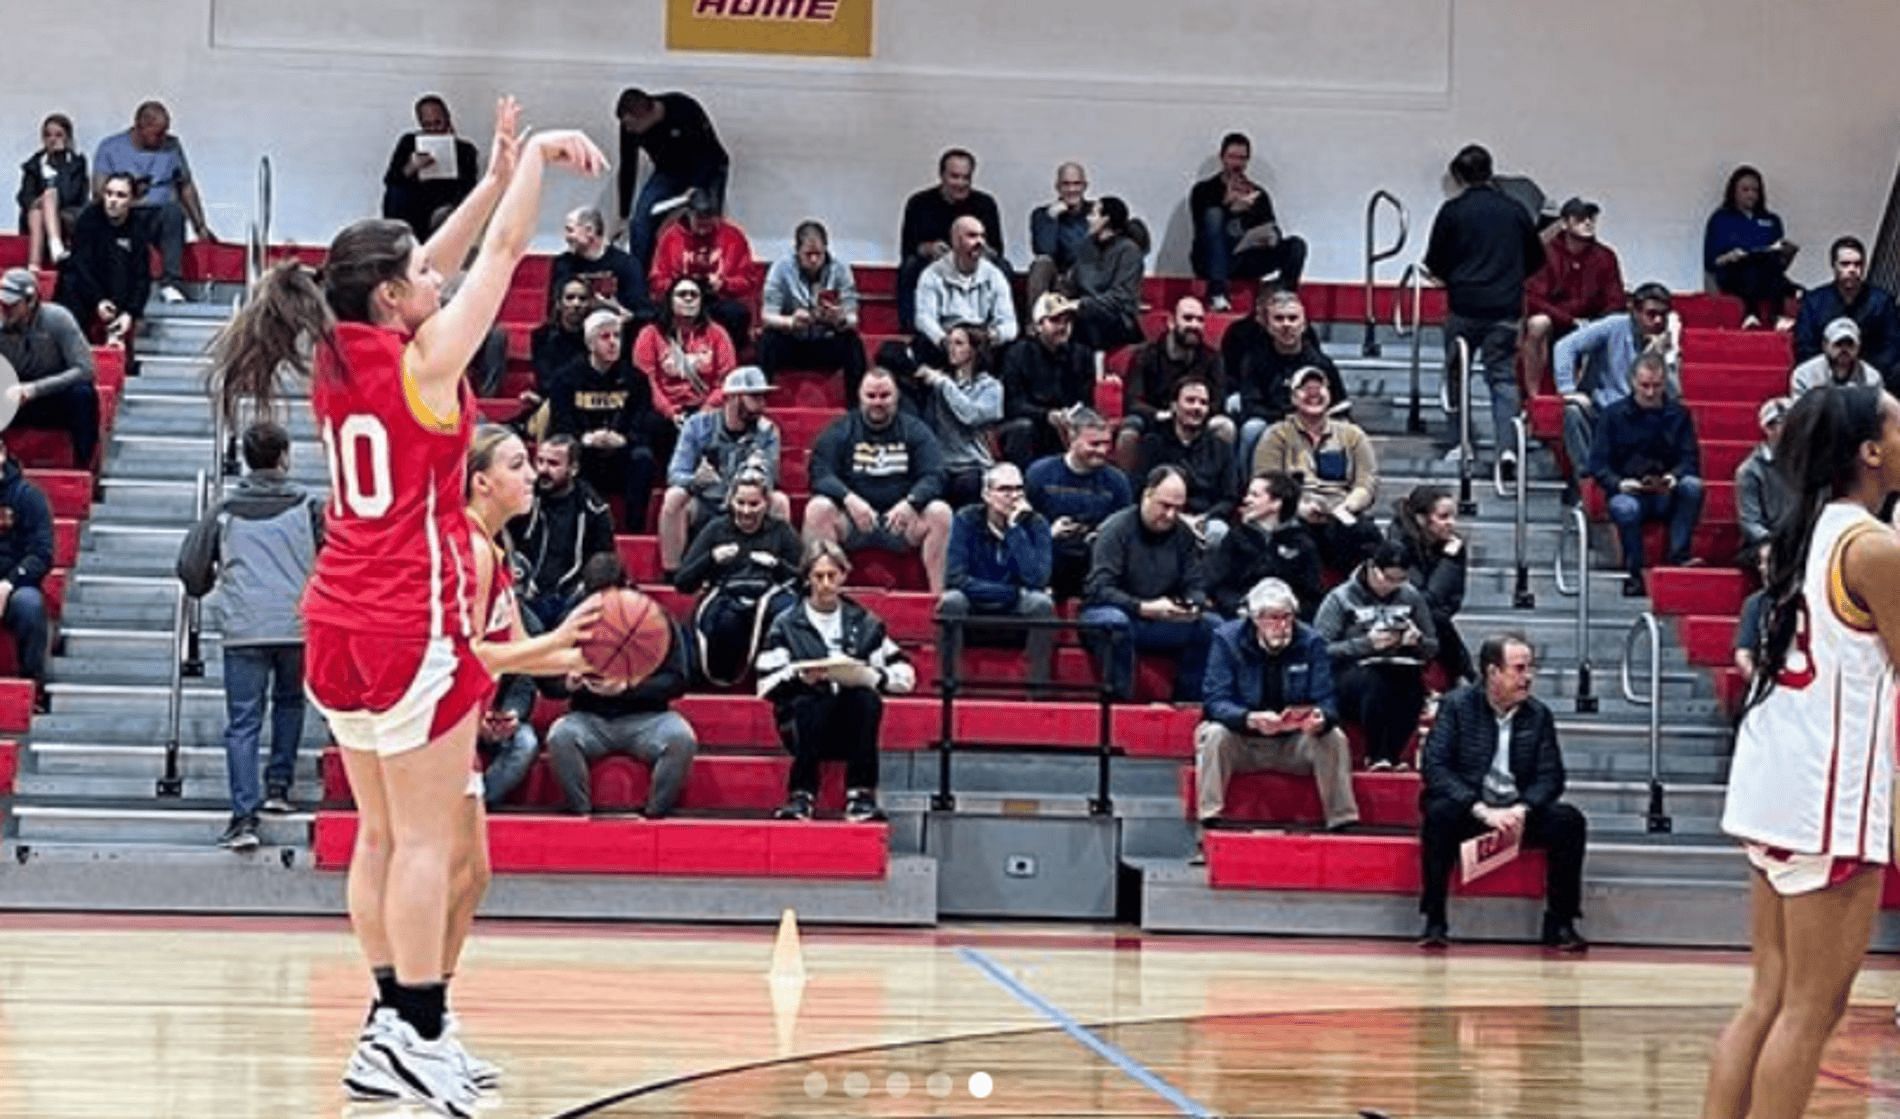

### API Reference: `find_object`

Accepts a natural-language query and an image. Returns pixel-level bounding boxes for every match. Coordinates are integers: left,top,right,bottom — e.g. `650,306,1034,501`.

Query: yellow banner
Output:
666,0,873,58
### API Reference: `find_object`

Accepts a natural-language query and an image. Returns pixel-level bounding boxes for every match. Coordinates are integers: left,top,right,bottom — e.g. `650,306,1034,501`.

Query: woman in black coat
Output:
16,114,89,269
1208,470,1323,618
1389,484,1473,684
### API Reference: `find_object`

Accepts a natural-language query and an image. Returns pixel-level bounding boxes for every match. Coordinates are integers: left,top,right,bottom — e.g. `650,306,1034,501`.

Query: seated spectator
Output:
1552,283,1676,502
509,435,616,628
16,113,87,270
1253,368,1380,570
477,663,540,810
546,553,698,817
675,469,802,686
1195,577,1358,846
92,101,216,304
915,216,1017,366
910,322,1002,507
1704,165,1799,329
1418,633,1588,951
1522,197,1627,394
530,278,594,405
1389,485,1473,686
1026,162,1093,305
380,94,479,240
940,462,1056,692
175,422,321,849
1222,289,1348,477
1789,317,1881,396
614,87,730,269
998,294,1094,466
1732,547,1770,678
1208,471,1323,619
1793,236,1900,377
1189,132,1307,310
757,540,916,822
1060,197,1145,351
546,310,663,532
1587,353,1705,596
633,276,737,425
1315,541,1439,770
1735,396,1793,552
1133,377,1235,546
758,220,866,393
550,206,646,321
659,366,786,572
1425,143,1544,479
897,149,1006,332
804,368,954,592
648,188,756,345
1117,296,1229,461
0,267,99,468
55,171,150,347
1080,465,1220,702
1025,411,1132,599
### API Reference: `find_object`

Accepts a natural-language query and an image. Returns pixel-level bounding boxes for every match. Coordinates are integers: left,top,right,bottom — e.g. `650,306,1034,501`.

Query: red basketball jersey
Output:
303,322,477,640
478,536,518,645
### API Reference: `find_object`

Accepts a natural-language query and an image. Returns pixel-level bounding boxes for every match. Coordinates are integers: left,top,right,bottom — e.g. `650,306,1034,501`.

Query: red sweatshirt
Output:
648,219,758,303
631,320,736,420
1524,235,1627,334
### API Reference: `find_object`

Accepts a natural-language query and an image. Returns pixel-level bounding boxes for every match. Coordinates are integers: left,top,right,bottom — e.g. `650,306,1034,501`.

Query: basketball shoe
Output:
353,1007,480,1118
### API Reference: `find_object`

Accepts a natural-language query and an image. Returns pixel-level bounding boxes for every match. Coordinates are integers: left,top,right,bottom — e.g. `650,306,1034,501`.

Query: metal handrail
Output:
1509,415,1535,609
1361,190,1408,356
1453,337,1476,515
1618,613,1673,834
1394,263,1427,433
158,468,210,798
1552,506,1598,713
182,471,208,679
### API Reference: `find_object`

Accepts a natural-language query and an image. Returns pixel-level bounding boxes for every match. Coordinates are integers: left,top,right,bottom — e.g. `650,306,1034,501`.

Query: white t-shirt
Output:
805,602,846,656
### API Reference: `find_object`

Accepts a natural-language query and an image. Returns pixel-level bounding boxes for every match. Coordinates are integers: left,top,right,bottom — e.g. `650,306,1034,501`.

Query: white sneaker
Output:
342,1010,403,1102
158,284,186,305
358,1009,480,1118
1209,294,1233,313
443,1012,502,1093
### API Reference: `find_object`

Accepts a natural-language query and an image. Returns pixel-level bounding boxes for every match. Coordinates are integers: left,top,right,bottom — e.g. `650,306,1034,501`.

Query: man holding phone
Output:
1586,352,1705,596
1194,578,1359,856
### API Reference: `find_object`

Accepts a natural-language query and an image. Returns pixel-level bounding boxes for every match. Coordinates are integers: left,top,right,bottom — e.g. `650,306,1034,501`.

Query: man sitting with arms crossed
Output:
939,462,1057,694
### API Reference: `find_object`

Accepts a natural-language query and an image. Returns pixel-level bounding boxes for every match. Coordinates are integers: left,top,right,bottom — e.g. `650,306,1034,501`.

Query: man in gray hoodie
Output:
177,421,323,851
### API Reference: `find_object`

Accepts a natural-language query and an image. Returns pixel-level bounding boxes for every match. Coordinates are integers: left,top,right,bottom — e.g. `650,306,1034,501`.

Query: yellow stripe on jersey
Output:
401,347,460,434
1827,522,1880,633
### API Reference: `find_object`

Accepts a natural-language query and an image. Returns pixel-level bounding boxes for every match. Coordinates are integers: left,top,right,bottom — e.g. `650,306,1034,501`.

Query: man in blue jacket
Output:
1193,577,1358,849
1586,352,1704,596
938,463,1056,692
0,440,53,699
1792,236,1900,378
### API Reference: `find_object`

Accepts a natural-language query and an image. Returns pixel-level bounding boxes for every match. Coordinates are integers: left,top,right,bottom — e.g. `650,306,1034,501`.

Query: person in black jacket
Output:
1223,289,1350,480
1208,471,1322,619
1133,377,1235,545
1079,466,1220,701
675,471,803,686
509,436,617,628
15,113,88,269
756,541,917,823
545,553,699,817
55,172,150,343
1189,132,1307,309
0,440,55,692
1116,296,1229,457
380,95,481,240
1389,485,1473,685
998,295,1098,466
615,88,730,270
1424,144,1545,478
546,310,664,532
895,148,1008,332
1418,634,1587,950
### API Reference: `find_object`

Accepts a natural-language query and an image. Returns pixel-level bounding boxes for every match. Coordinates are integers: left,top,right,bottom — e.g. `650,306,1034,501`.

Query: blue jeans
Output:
1607,476,1706,573
3,586,47,681
135,199,187,288
627,166,728,270
1079,604,1219,702
222,644,305,818
1195,208,1308,298
1443,312,1522,462
479,724,539,807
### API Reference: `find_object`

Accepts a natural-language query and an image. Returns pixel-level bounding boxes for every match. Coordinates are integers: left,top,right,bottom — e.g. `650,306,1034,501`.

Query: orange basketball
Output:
580,588,672,686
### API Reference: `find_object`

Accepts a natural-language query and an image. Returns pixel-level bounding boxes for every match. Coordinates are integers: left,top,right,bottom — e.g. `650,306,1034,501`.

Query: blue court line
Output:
957,946,1218,1118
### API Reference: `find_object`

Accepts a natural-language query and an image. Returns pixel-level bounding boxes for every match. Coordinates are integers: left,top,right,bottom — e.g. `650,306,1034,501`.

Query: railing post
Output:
1404,265,1426,434
932,613,957,813
1362,190,1408,357
182,470,208,678
1454,338,1476,515
1093,617,1114,817
1618,614,1672,834
1512,416,1535,609
1554,507,1598,713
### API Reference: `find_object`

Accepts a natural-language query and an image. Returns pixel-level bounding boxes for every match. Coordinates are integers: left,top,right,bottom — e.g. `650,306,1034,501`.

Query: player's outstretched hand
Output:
487,96,523,183
530,130,609,178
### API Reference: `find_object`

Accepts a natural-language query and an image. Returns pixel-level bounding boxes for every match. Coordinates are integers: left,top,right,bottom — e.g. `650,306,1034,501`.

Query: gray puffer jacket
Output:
176,469,323,646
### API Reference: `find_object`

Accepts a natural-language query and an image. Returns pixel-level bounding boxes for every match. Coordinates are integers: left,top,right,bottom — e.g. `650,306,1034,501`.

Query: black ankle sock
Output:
388,981,448,1041
373,966,398,1008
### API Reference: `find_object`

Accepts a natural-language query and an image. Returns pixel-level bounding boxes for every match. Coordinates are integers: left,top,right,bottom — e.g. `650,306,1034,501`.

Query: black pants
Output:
757,330,867,397
1050,549,1091,601
998,415,1066,468
706,297,752,353
581,442,658,533
1309,517,1384,572
1419,799,1587,925
1071,304,1142,352
1714,257,1799,324
17,379,99,469
778,687,883,794
1335,661,1426,765
1432,614,1474,684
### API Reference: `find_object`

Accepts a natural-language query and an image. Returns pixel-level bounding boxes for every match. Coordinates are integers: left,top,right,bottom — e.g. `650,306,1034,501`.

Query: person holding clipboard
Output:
382,95,481,239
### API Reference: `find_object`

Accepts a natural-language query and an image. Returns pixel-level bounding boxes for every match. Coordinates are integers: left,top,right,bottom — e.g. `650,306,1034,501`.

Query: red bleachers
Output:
1677,615,1738,668
0,739,15,795
0,680,35,733
1181,767,1423,828
1205,830,1548,896
1648,567,1747,616
25,470,92,520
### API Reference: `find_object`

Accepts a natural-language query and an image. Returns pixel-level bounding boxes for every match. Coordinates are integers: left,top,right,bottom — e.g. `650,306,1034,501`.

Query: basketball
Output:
580,588,672,686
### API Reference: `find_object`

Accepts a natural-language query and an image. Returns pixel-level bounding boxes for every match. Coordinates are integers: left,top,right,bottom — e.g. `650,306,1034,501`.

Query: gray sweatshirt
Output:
922,371,1003,475
1314,567,1439,666
175,469,323,646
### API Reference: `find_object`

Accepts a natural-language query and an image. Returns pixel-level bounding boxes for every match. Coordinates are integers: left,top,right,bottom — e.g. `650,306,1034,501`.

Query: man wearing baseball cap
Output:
1734,396,1793,552
998,292,1096,465
1791,235,1900,376
0,267,100,469
1522,197,1627,395
658,366,787,573
1789,317,1882,397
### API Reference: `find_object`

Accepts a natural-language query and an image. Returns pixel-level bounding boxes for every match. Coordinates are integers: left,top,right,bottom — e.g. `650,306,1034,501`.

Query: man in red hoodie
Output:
1521,197,1626,395
649,188,757,350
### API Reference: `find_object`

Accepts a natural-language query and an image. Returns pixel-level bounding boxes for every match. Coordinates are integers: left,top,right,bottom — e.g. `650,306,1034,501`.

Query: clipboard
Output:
1459,825,1522,885
414,134,459,182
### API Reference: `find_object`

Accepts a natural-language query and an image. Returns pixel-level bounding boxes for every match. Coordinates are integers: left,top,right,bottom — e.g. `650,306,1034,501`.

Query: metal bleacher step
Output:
24,741,322,781
8,803,313,846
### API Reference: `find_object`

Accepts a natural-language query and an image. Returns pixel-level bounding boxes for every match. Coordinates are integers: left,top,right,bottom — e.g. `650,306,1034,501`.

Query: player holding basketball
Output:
1702,384,1900,1119
214,100,606,1117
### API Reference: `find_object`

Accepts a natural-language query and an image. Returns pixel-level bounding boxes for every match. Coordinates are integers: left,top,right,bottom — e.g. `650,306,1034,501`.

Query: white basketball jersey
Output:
1724,501,1895,861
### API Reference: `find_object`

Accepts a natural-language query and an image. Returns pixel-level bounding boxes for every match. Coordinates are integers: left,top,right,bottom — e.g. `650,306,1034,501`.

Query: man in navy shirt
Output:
1025,410,1132,599
1792,236,1900,379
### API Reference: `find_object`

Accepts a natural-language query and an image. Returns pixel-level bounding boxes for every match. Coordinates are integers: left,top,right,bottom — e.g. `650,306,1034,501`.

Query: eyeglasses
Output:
673,290,702,301
989,483,1024,494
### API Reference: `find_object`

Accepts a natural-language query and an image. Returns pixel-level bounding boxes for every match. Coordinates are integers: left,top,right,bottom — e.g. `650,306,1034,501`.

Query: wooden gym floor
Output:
1,914,1897,1118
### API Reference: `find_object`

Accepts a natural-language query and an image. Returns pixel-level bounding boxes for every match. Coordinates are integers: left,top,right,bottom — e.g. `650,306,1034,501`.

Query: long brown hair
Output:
211,218,416,424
